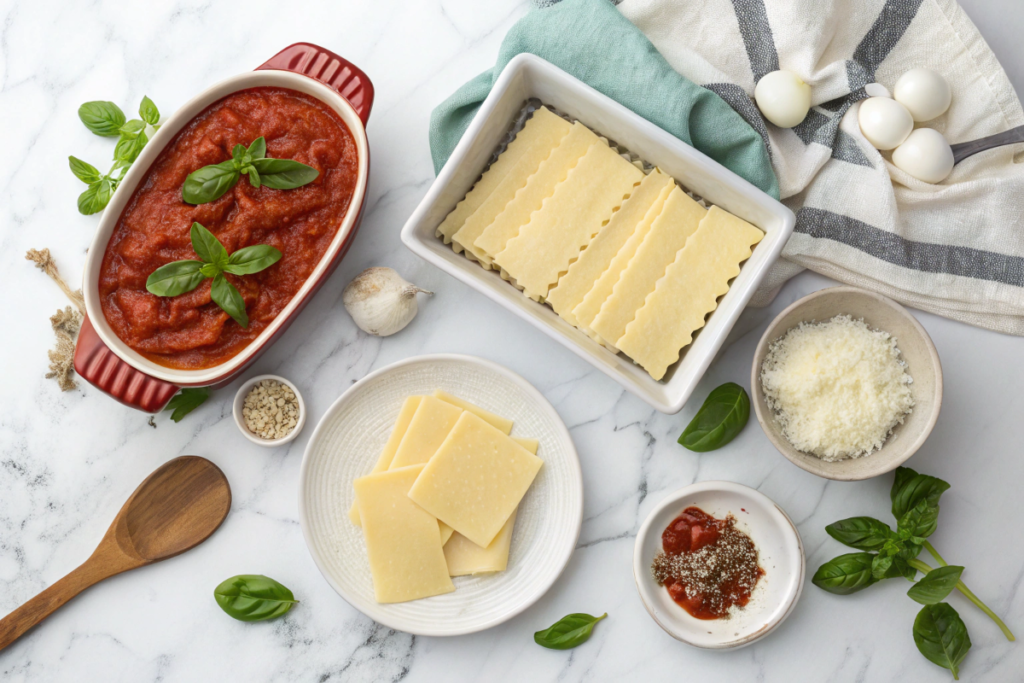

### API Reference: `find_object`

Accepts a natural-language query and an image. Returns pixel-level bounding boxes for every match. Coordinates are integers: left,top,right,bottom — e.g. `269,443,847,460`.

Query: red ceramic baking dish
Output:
74,43,373,412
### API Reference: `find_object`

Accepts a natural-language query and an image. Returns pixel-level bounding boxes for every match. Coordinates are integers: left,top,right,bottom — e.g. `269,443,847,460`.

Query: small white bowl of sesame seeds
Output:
233,374,306,447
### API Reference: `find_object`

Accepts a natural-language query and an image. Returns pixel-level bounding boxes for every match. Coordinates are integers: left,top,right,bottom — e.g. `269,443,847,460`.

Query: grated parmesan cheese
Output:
760,315,914,461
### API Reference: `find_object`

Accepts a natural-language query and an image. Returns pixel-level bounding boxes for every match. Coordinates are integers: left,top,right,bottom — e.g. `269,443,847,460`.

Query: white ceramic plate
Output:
633,481,804,649
401,54,795,414
299,354,583,635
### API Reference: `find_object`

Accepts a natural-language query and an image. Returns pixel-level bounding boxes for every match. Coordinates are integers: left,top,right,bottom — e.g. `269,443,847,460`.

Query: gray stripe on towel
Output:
730,0,780,82
849,0,925,87
797,207,1024,287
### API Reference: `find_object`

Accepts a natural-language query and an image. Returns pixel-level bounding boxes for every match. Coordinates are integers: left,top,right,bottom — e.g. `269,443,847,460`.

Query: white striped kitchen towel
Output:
599,0,1024,334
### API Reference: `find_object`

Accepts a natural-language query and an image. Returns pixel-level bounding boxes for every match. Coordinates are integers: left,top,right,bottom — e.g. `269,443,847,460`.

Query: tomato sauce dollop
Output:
99,87,358,370
652,507,763,620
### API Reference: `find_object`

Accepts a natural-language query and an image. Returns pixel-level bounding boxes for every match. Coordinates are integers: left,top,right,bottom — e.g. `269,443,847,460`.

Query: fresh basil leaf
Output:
120,119,146,137
211,272,248,327
78,101,126,137
224,244,281,275
69,156,101,184
825,517,893,551
231,144,247,163
250,157,319,189
534,613,606,650
885,556,918,581
872,553,895,580
146,260,205,297
899,498,945,540
909,566,965,605
77,179,113,215
182,160,240,204
891,467,950,520
114,129,148,164
164,387,210,422
913,603,971,679
812,552,879,595
214,575,297,622
200,262,220,279
247,136,266,160
139,95,160,125
247,166,261,189
190,222,228,266
678,382,750,452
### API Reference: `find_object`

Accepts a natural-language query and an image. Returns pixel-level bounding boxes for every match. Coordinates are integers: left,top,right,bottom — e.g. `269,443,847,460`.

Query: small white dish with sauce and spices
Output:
233,374,307,447
633,481,804,649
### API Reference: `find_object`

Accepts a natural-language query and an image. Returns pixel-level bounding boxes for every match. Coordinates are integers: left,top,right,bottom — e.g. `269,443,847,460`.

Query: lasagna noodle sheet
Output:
493,143,644,301
473,123,599,261
452,111,573,264
616,206,764,380
589,187,707,348
546,170,674,325
436,107,567,245
572,181,673,336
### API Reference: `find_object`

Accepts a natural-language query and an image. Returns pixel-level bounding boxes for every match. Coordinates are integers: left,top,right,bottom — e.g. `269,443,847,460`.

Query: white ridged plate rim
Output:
299,353,583,635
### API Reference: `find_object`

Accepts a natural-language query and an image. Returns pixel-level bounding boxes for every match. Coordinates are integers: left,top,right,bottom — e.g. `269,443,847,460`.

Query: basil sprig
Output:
812,466,1015,679
164,387,210,423
182,136,319,204
678,382,750,452
145,222,281,328
534,612,606,650
214,575,297,622
71,97,161,215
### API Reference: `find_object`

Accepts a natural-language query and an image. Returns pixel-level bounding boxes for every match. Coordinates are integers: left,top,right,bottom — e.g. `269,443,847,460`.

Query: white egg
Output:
858,97,914,150
754,70,812,128
893,68,951,122
892,128,954,183
864,83,891,98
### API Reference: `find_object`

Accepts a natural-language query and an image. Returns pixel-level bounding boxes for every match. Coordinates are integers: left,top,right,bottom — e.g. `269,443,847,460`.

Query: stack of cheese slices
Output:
349,390,543,604
437,106,765,381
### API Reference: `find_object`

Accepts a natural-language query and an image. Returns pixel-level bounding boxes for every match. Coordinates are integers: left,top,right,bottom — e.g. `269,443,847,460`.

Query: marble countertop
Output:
1,1,1022,681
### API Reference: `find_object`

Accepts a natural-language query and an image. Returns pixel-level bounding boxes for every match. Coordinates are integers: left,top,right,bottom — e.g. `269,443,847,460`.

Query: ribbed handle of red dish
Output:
73,316,181,414
257,43,374,126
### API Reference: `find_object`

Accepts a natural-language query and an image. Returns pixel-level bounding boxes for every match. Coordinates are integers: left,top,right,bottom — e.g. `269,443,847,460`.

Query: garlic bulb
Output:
342,267,431,336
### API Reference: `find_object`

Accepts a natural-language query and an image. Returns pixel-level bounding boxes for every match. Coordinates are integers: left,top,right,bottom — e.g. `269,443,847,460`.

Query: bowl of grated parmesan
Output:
751,287,942,481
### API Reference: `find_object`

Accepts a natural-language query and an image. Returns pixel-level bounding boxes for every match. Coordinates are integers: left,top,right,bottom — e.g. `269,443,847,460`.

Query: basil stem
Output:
911,552,1015,641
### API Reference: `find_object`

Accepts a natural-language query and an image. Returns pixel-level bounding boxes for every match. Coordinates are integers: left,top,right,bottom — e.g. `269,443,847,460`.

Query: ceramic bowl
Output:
233,374,307,447
751,286,943,481
633,481,804,649
298,354,583,636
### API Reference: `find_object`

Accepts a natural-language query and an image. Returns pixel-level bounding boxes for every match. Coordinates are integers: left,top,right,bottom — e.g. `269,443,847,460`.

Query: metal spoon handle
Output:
951,125,1024,164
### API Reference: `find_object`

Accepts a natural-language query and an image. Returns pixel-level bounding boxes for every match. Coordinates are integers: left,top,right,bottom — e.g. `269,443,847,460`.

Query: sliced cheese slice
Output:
452,114,573,264
494,143,644,301
590,187,707,348
434,390,513,434
439,522,455,546
511,437,539,454
573,181,673,336
473,123,599,260
354,464,454,603
444,508,518,576
408,412,543,548
349,395,424,526
617,206,763,380
547,170,673,326
389,395,463,469
436,107,568,245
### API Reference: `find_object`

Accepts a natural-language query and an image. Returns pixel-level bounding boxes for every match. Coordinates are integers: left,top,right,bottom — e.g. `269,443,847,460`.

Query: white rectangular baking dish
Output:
401,54,794,413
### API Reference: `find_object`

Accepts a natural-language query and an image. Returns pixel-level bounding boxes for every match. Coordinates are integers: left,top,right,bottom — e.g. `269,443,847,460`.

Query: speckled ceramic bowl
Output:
751,287,943,481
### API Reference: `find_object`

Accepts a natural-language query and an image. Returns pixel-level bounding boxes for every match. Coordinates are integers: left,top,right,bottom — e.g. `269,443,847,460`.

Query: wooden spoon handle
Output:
0,560,114,651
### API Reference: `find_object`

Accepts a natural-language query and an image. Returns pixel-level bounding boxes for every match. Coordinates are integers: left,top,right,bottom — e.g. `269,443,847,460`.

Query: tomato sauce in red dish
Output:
651,506,763,620
99,87,358,370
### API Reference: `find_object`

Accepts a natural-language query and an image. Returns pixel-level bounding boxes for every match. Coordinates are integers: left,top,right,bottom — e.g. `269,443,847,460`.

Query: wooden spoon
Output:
0,455,231,651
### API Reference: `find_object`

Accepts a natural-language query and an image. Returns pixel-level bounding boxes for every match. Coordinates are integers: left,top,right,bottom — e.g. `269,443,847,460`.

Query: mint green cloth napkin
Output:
428,0,778,199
